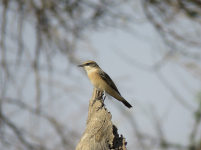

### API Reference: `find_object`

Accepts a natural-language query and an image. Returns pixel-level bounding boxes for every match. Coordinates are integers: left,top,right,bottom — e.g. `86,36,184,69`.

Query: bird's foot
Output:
92,94,103,106
97,102,105,111
97,91,106,111
102,91,106,102
92,92,106,110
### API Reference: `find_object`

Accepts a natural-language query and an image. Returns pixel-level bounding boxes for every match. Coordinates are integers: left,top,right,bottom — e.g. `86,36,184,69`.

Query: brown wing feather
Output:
98,70,121,95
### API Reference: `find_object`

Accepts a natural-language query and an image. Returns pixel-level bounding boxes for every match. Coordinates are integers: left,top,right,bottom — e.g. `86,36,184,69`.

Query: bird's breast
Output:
87,70,106,92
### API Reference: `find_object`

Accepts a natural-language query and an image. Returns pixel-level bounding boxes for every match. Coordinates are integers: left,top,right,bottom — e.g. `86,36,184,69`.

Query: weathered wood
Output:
76,88,127,150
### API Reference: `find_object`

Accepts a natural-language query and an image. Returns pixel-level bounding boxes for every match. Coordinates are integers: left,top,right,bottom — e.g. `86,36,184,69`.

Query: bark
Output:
76,88,127,150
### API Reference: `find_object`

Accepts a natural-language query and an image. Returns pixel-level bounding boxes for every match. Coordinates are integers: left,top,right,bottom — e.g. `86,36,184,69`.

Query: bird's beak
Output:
77,64,83,67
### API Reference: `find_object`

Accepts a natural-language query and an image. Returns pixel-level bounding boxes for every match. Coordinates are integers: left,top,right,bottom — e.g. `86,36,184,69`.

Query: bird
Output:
78,60,132,108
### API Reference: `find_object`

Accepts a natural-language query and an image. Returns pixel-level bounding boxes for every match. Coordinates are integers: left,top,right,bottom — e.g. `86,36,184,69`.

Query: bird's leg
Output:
92,91,103,106
92,91,106,111
97,91,106,111
97,93,103,100
102,91,106,102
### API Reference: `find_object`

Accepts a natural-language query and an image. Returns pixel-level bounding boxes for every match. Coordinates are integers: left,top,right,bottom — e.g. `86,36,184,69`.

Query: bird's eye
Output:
85,63,90,66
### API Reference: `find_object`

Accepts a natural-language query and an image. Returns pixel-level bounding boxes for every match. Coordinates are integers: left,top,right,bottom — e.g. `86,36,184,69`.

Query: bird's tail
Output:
121,98,132,108
111,91,132,108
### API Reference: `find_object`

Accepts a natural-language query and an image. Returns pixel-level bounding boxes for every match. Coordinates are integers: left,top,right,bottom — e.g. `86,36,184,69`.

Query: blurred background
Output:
0,0,201,150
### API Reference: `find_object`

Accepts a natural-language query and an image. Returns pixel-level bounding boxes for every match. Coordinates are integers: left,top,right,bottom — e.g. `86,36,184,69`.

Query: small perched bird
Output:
78,60,132,108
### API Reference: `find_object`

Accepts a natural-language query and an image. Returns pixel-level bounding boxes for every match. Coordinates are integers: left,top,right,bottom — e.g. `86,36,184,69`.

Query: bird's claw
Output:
92,95,102,106
102,91,106,102
96,91,106,111
92,91,106,110
97,102,105,111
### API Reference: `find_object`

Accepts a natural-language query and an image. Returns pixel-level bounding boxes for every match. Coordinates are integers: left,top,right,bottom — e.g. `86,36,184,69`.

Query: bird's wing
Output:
98,69,121,95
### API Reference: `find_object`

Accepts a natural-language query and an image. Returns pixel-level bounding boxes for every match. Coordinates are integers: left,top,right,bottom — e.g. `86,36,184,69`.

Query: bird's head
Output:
78,60,100,73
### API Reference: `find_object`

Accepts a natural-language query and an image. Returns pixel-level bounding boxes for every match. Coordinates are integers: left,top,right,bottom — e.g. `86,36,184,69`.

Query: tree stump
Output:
76,88,127,150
